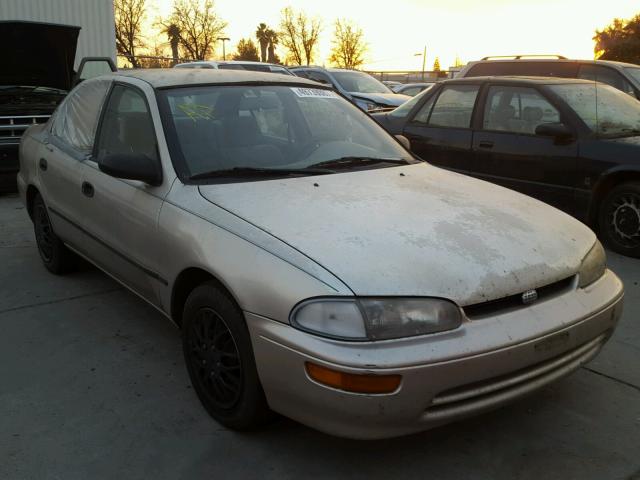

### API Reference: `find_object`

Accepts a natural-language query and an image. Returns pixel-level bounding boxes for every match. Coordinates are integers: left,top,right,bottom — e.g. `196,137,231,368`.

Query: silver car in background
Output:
18,69,623,439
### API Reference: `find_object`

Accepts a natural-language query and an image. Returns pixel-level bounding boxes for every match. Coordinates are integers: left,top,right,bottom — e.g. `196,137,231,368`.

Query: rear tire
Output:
598,182,640,258
182,282,272,430
32,194,77,274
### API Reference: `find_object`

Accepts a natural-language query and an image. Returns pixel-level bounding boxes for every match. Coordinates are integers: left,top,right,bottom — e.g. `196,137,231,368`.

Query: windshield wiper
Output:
599,128,640,139
308,157,411,169
189,166,335,180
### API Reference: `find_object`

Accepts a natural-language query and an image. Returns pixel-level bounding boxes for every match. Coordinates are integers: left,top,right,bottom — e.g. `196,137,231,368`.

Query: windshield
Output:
331,71,392,94
549,83,640,137
160,85,413,181
624,67,640,86
389,88,432,118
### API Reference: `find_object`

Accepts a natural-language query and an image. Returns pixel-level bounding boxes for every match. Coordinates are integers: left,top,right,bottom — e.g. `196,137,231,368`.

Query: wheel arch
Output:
25,184,41,220
170,267,242,328
588,168,640,227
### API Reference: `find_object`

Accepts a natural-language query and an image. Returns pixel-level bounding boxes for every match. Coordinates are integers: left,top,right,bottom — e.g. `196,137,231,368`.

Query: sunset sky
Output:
148,0,640,70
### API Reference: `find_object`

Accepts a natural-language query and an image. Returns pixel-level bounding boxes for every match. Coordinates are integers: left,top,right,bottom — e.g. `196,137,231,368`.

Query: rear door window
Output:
52,79,111,154
577,64,635,94
422,85,479,128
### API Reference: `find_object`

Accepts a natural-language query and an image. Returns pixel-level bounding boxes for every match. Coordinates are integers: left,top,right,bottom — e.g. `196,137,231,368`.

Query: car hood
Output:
1,21,80,90
350,92,409,107
198,164,595,306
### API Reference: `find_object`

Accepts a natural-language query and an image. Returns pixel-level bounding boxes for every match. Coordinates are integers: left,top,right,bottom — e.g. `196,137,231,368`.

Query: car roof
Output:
467,58,639,69
444,75,605,85
105,68,321,88
400,82,435,87
175,60,287,67
289,66,363,74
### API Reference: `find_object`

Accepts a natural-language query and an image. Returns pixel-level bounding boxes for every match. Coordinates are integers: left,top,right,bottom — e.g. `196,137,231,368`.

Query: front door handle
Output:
478,141,494,149
82,181,94,198
39,158,47,171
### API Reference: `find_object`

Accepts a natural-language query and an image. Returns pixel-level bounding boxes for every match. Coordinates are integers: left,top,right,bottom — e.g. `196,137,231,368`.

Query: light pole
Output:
218,37,230,60
414,46,427,81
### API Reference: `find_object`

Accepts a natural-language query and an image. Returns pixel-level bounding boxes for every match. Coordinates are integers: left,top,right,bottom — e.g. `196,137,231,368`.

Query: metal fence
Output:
117,55,194,69
365,70,454,83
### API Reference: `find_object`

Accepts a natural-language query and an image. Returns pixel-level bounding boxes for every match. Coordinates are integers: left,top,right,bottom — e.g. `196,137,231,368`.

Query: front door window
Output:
95,85,159,162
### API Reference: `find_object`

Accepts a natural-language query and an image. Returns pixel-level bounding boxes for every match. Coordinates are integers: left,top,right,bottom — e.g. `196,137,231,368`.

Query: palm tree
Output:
266,28,278,63
255,23,269,62
164,23,181,65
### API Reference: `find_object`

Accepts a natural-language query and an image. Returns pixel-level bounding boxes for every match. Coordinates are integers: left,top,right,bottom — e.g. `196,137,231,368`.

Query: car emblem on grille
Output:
521,289,538,304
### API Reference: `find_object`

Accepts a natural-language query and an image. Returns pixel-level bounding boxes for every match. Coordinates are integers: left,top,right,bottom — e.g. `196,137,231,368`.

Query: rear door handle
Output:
82,181,94,198
39,158,47,171
478,141,494,149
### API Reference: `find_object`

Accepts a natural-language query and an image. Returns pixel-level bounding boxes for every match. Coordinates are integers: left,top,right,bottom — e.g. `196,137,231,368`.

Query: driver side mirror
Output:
98,153,162,186
535,123,573,142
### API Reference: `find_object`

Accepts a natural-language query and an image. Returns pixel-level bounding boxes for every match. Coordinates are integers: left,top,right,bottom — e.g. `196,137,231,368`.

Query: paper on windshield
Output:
290,87,338,99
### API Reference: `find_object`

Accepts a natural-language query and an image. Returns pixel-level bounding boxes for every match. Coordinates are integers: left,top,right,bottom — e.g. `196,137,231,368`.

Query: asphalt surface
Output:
1,193,639,480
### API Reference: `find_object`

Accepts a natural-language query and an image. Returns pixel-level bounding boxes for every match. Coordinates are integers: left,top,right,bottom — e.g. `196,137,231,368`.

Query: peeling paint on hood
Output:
198,163,596,306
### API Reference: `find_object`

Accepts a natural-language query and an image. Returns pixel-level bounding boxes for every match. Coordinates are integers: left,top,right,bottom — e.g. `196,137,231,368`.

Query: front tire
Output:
32,194,77,274
598,182,640,257
182,282,271,430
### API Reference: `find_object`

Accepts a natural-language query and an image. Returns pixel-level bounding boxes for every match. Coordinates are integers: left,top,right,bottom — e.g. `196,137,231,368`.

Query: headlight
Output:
291,298,462,341
354,99,378,111
578,240,606,288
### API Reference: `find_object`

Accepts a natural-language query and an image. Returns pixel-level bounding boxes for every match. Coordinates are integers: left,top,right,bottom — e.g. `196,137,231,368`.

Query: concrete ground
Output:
1,193,639,480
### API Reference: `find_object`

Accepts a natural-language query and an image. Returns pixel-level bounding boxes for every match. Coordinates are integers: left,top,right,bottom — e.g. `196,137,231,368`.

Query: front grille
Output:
0,115,49,143
424,332,608,421
463,276,575,319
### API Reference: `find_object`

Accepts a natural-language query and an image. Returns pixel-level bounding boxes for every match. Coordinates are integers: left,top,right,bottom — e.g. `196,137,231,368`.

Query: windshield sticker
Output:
177,103,214,121
290,87,338,99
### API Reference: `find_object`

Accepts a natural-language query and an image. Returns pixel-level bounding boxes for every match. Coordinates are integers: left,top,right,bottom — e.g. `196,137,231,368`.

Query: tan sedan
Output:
18,69,623,439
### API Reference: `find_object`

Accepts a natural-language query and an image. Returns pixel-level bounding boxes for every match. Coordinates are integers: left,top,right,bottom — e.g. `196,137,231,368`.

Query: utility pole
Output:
414,46,427,81
218,37,230,60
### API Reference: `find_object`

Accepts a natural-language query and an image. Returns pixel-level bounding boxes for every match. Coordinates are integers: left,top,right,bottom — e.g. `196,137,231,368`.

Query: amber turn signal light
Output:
305,362,401,394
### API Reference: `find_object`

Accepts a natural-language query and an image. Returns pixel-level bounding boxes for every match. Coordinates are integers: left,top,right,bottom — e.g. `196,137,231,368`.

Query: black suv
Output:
373,76,640,257
0,21,115,192
457,56,640,99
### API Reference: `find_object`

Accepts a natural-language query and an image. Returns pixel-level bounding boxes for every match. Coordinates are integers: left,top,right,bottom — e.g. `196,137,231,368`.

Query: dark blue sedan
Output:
373,76,640,257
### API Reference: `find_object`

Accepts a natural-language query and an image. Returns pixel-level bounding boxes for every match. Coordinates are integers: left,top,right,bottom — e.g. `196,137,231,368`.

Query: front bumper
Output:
247,269,624,439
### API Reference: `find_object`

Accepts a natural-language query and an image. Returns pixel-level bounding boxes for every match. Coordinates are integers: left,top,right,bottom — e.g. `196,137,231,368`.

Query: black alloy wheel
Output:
32,194,76,274
33,197,55,263
599,182,640,257
185,307,243,410
182,282,271,430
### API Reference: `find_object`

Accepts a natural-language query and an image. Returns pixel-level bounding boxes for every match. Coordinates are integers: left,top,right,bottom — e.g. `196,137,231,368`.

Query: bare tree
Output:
329,19,367,69
279,7,321,66
114,0,147,68
138,44,173,68
161,0,227,61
